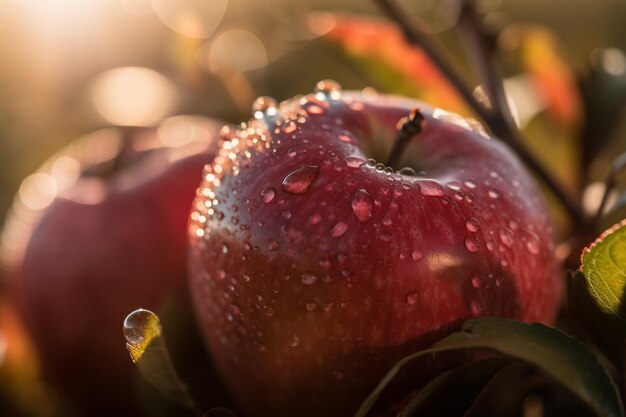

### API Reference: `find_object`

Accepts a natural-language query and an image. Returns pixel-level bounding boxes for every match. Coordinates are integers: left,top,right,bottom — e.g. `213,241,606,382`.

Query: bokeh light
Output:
204,29,268,74
119,0,153,16
150,0,228,38
90,67,178,127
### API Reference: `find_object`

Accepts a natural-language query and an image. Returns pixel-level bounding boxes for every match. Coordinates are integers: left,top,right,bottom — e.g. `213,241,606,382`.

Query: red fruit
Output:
188,84,563,417
1,119,220,416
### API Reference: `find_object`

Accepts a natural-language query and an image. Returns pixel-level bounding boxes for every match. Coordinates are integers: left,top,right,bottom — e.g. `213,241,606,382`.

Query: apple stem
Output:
386,108,425,169
372,0,585,227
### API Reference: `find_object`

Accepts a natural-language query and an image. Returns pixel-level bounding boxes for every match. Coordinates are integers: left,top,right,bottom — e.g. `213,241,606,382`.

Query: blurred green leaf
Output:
356,318,622,417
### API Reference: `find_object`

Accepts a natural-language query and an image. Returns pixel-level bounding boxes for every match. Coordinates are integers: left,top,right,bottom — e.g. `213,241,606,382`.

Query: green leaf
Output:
581,220,626,319
397,358,512,417
355,318,622,417
572,220,626,365
123,308,199,413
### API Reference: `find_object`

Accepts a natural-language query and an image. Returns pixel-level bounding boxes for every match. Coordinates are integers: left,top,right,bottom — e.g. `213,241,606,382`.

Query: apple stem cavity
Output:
385,108,424,170
373,0,584,227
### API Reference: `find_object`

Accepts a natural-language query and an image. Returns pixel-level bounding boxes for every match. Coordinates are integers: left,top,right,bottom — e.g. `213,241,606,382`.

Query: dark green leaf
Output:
355,318,622,417
397,358,512,417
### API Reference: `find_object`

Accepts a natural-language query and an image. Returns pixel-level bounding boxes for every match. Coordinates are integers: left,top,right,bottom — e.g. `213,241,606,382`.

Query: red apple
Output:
188,84,563,417
1,117,221,416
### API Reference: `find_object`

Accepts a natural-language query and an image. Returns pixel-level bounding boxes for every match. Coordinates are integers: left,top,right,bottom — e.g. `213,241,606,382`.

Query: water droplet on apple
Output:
319,258,332,269
464,237,480,253
283,121,297,134
470,273,481,288
447,181,462,191
252,96,278,119
488,188,500,199
301,272,318,285
411,250,423,261
375,163,385,172
379,232,392,242
465,218,480,232
498,228,514,247
345,156,366,168
266,239,279,251
470,301,482,315
308,213,322,225
399,167,416,176
419,180,445,197
217,270,226,280
351,189,373,222
323,303,334,313
290,335,300,347
405,291,419,305
526,237,540,254
330,222,348,237
464,180,477,189
261,187,276,204
282,210,292,220
282,165,319,194
314,79,342,100
306,302,316,311
382,218,393,226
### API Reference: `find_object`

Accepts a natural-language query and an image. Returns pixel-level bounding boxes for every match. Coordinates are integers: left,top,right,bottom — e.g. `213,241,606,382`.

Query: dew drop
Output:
330,222,348,237
314,79,342,100
290,335,300,347
308,213,322,225
301,272,318,285
306,302,316,311
419,180,445,197
282,210,292,220
379,233,392,242
266,239,279,251
123,309,159,347
261,187,276,204
283,121,297,134
252,96,278,119
464,237,480,253
488,188,500,199
399,167,416,176
470,273,482,288
464,180,477,189
411,250,423,261
498,228,514,247
351,189,374,222
447,181,462,191
345,156,366,168
282,165,320,194
217,270,226,280
470,301,482,316
526,239,540,255
405,291,419,305
465,218,480,232
338,134,353,143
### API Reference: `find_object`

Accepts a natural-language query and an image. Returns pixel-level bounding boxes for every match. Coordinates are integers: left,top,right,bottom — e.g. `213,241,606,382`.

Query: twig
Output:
373,0,584,225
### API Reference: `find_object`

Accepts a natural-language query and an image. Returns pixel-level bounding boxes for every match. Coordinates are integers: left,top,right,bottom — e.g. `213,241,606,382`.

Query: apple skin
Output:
188,90,563,417
1,120,220,416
